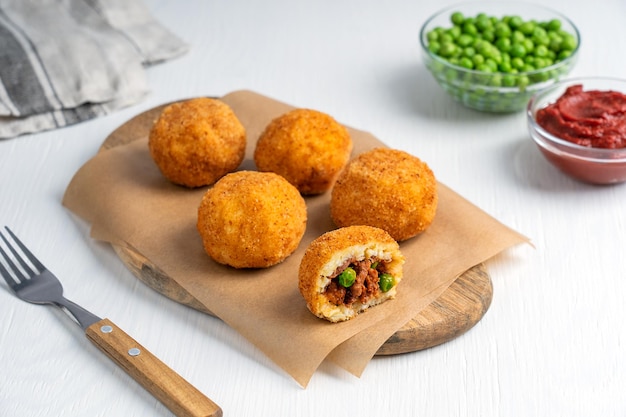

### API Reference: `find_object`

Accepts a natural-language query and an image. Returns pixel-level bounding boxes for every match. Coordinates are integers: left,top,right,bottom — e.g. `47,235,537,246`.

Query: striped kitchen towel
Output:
0,0,188,139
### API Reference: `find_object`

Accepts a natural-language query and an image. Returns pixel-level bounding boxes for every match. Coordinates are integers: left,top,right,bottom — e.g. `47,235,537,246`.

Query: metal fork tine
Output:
0,242,19,287
0,230,32,285
3,227,44,275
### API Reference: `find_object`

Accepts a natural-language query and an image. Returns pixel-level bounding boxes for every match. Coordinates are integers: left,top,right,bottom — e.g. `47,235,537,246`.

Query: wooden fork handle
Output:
86,318,222,417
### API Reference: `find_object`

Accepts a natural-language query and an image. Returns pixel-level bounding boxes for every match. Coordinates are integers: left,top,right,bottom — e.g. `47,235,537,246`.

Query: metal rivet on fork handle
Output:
100,325,113,333
128,348,141,356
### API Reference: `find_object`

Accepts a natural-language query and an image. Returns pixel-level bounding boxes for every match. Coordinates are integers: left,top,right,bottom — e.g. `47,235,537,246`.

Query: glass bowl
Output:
420,1,580,112
527,77,626,185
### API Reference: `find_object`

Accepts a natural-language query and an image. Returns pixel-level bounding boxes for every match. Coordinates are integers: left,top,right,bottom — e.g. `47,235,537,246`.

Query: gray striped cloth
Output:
0,0,188,139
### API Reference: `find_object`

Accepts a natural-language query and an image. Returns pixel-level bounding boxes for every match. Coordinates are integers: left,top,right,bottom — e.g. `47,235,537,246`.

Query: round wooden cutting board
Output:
100,102,494,356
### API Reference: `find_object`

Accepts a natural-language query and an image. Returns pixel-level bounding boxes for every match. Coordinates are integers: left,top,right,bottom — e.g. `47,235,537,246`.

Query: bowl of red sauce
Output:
527,77,626,184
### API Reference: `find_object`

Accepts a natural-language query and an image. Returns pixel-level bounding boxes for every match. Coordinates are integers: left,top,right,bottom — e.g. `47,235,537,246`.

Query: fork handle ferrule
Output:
86,318,222,417
59,297,101,330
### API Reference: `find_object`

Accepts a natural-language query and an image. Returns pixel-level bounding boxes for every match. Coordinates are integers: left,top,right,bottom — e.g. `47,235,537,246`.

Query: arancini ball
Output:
330,148,437,241
149,98,246,188
197,171,307,269
298,225,404,322
253,108,352,195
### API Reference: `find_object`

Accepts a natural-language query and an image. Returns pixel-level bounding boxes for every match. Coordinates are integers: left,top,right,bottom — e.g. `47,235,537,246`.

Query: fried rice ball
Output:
197,171,307,269
330,148,438,241
254,108,353,195
299,225,404,322
149,97,246,188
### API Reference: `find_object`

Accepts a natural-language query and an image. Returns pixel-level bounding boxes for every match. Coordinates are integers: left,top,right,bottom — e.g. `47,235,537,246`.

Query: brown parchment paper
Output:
62,90,529,387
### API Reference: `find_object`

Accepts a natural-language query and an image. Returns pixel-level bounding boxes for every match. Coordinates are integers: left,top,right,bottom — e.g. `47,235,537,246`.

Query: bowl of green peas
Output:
420,1,580,112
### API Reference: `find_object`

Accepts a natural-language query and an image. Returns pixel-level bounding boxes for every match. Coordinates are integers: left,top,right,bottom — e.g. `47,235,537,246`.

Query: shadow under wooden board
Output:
100,101,494,356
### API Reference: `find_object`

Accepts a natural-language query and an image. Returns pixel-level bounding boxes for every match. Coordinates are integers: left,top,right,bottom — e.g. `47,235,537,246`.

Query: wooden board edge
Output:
112,243,491,355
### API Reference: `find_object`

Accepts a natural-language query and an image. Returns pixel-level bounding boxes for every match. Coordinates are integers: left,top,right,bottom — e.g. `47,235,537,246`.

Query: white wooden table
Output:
1,0,625,415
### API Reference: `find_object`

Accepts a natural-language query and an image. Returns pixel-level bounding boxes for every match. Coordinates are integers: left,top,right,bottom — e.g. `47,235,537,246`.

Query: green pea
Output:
547,18,561,31
522,38,534,52
379,273,396,293
476,63,492,72
549,36,563,52
463,21,478,36
485,58,498,72
532,26,547,39
533,70,551,82
517,75,530,89
499,60,512,73
444,68,457,81
428,41,441,54
494,22,511,38
447,25,461,39
459,57,474,69
438,42,457,57
489,73,503,87
508,15,524,29
457,33,474,47
519,21,535,35
512,30,525,44
532,33,550,47
510,43,526,58
558,50,573,60
478,43,496,59
511,56,525,70
472,54,485,66
463,46,476,58
548,30,561,39
534,44,549,58
495,37,511,52
451,11,465,26
534,57,548,68
476,16,493,32
481,29,495,42
502,74,517,87
561,34,577,51
439,32,453,44
338,267,356,288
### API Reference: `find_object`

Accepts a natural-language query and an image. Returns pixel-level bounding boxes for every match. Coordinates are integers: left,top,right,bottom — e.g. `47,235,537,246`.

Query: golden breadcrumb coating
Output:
149,97,246,187
197,171,307,269
330,148,437,241
298,225,404,322
254,108,353,195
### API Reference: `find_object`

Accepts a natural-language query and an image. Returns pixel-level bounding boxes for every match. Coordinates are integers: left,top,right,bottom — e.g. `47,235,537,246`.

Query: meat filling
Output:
324,257,390,306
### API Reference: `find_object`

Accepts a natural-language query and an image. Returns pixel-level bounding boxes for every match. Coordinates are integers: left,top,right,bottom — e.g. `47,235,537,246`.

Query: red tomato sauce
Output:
536,85,626,149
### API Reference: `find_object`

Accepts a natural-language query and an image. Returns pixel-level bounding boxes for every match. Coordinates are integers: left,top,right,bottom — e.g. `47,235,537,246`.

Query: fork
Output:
0,226,222,417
